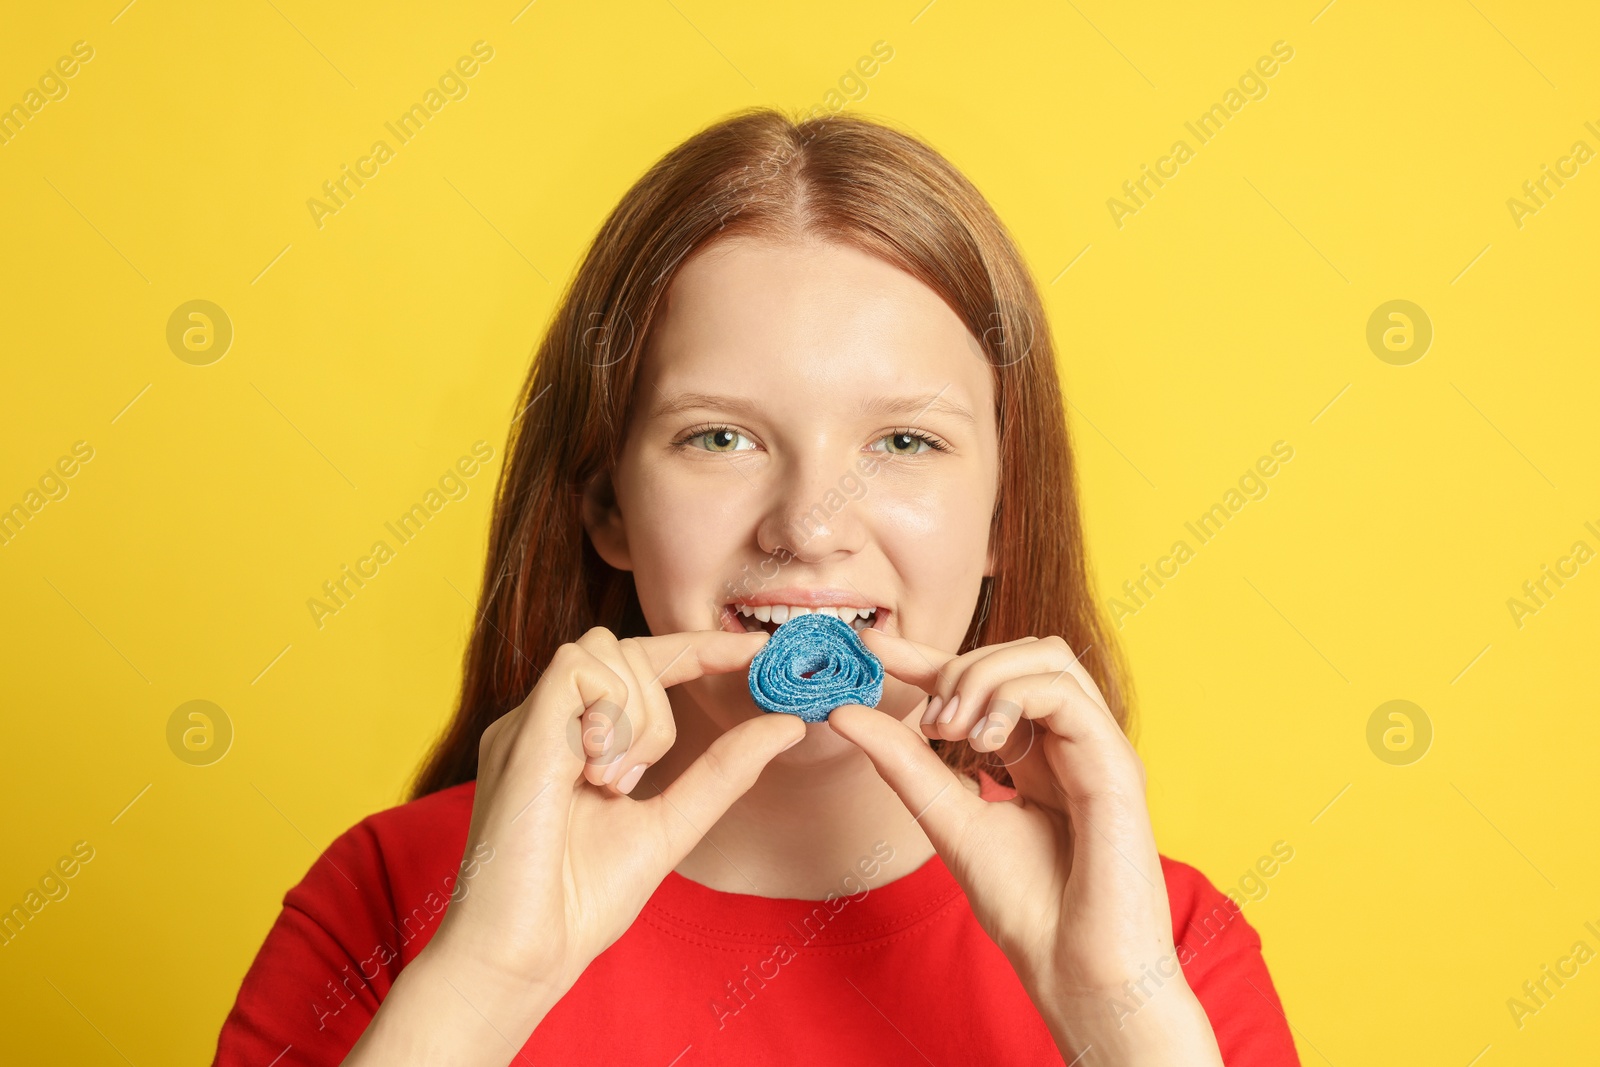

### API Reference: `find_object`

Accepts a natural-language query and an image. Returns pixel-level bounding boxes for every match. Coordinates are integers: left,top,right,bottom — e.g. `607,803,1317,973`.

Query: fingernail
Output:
617,763,648,794
601,755,627,784
937,694,960,724
969,715,988,742
922,696,943,725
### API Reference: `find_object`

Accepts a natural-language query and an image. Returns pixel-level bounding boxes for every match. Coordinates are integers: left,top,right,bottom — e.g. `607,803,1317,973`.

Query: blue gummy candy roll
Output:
747,611,885,723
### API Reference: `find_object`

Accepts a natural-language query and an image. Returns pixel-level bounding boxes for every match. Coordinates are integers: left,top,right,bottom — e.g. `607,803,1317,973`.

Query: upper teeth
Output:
735,604,876,624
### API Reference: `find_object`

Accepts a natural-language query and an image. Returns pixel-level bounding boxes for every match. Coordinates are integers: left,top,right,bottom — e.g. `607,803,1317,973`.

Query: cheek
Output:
871,483,991,643
873,485,947,538
623,473,754,625
873,476,988,552
877,498,985,585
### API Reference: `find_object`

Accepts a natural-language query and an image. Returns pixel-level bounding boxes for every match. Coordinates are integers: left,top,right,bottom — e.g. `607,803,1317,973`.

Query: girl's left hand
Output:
828,629,1223,1060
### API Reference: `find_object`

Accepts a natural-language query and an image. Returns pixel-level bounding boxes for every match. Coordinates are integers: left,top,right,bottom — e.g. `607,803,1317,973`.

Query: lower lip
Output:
720,605,886,636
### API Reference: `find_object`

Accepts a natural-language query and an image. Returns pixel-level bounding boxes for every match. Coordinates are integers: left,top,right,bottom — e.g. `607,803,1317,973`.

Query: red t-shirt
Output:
211,770,1301,1065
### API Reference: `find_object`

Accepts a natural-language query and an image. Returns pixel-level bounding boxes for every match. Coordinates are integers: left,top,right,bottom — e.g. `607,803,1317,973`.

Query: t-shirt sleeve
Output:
210,819,404,1067
1164,856,1302,1066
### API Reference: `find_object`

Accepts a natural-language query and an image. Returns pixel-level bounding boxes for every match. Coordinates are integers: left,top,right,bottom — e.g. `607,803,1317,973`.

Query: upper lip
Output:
726,587,883,611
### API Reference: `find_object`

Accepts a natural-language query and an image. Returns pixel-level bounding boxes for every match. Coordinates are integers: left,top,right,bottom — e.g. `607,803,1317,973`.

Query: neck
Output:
637,694,976,900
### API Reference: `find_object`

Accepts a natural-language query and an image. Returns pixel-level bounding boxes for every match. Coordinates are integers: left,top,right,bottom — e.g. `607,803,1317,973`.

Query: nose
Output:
755,449,868,563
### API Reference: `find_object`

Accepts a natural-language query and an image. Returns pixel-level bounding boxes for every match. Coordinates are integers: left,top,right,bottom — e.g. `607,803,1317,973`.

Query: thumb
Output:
825,703,987,857
654,712,806,863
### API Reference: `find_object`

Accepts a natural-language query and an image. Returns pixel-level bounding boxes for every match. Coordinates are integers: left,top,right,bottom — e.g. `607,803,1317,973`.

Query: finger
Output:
858,628,1034,704
653,713,807,861
872,630,1031,740
587,629,770,795
856,628,955,690
593,638,684,795
964,674,1075,758
824,703,988,860
631,628,771,690
981,672,1142,800
509,638,631,783
928,636,1107,744
967,690,1025,754
577,698,631,789
578,702,616,757
567,628,649,791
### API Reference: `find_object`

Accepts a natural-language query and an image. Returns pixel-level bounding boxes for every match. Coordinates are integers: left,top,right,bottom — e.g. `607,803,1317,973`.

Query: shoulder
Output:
1157,854,1260,964
282,780,478,935
1156,855,1300,1062
212,783,481,1061
354,779,478,869
970,771,1298,1060
311,779,475,872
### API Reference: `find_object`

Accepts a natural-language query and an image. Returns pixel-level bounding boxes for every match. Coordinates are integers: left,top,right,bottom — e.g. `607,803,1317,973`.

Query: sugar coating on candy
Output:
747,611,884,723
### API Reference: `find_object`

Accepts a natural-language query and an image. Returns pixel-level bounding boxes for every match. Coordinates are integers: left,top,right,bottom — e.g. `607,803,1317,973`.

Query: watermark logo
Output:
1365,699,1431,766
166,699,234,766
166,300,233,366
581,307,635,368
565,697,634,773
1365,299,1431,366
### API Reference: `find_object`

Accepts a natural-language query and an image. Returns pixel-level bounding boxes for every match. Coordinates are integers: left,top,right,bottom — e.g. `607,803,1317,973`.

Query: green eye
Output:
689,427,753,452
875,431,938,456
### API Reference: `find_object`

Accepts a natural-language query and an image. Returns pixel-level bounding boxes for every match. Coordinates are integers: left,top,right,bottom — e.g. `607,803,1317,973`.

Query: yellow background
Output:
2,0,1596,1062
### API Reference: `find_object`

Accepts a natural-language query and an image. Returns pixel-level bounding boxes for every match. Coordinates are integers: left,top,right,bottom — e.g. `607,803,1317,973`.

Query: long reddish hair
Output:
410,106,1134,799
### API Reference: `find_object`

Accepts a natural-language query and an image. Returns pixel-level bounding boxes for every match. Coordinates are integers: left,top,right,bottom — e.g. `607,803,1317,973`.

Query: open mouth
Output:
725,602,886,636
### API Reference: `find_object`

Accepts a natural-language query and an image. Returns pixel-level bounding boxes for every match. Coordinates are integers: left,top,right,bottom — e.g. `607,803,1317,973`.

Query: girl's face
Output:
584,235,1000,727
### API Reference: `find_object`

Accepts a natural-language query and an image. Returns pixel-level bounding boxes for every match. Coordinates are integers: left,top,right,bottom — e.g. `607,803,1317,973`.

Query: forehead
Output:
636,236,996,418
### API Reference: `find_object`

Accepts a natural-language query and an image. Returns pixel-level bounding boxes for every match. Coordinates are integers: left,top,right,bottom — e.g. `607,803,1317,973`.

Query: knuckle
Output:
637,709,677,752
616,638,656,689
548,641,585,671
550,640,625,693
992,684,1030,716
577,625,619,650
989,679,1028,713
959,663,1003,702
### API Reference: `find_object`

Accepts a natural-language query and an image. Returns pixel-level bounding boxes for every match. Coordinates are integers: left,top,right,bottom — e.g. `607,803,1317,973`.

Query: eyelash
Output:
672,424,952,456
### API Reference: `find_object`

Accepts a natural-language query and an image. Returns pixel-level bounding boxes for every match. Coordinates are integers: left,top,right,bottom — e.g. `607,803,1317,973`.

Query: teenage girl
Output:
211,108,1300,1066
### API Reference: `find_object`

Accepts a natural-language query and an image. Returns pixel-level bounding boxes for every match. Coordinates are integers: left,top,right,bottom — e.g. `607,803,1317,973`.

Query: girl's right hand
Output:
421,625,802,1008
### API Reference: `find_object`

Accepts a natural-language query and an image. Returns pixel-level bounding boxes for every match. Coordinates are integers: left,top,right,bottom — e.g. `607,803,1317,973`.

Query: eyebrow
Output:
650,390,977,427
